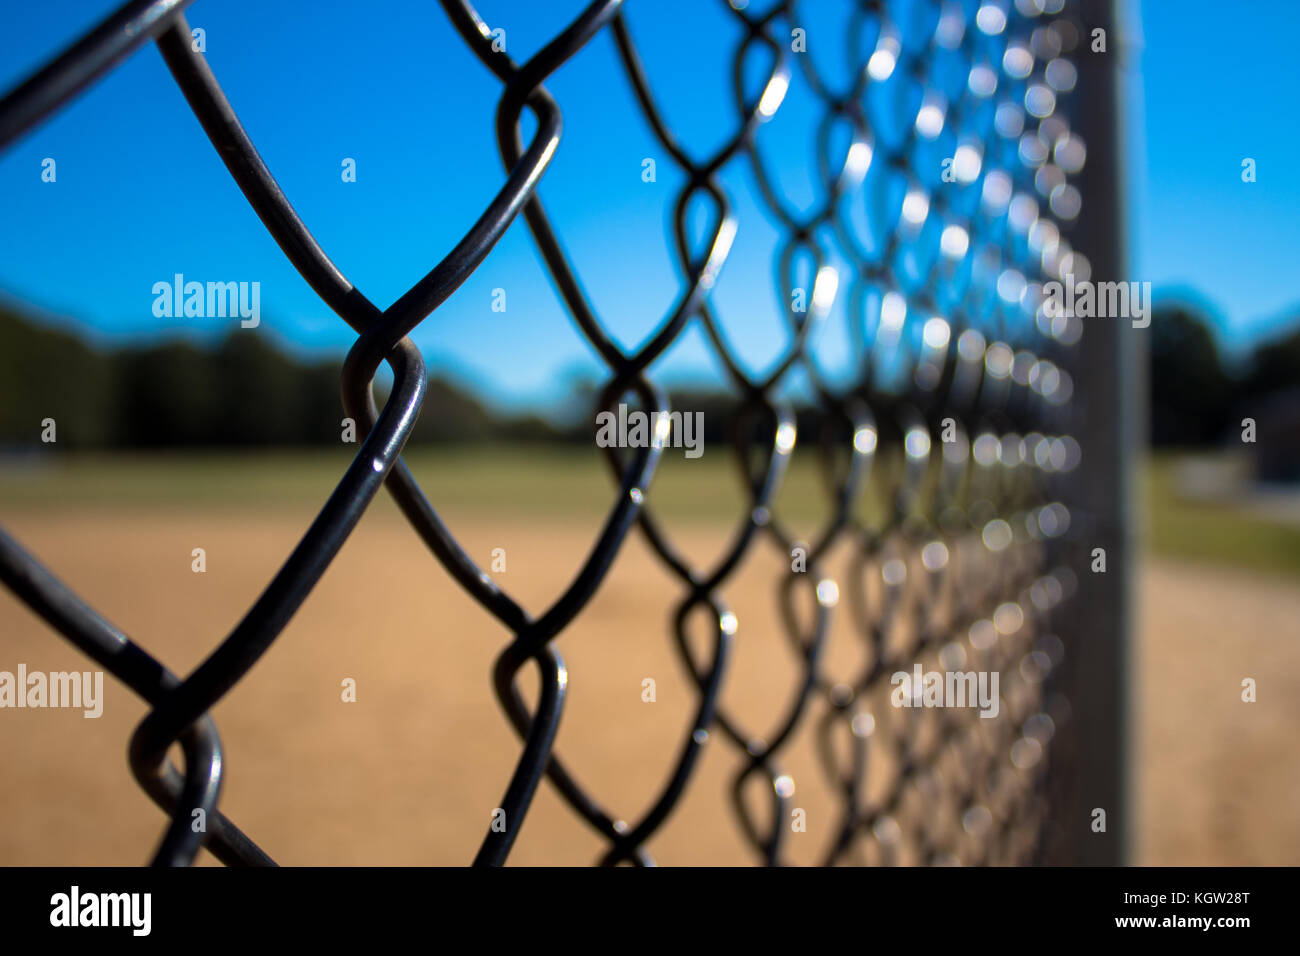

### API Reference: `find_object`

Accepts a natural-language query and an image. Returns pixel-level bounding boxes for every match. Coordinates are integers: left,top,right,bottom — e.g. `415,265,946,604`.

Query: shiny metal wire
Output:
0,0,1095,866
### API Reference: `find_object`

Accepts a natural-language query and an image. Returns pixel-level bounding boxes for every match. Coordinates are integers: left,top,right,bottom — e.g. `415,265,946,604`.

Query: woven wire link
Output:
0,0,1089,866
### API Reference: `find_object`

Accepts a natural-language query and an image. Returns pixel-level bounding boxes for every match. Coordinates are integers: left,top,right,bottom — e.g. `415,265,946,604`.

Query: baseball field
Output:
0,449,1296,864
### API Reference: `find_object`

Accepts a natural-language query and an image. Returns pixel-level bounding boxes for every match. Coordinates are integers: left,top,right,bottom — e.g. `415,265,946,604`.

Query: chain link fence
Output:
0,0,1125,866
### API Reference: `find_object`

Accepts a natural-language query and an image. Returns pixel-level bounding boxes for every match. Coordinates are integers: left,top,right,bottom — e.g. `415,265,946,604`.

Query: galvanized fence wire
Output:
0,0,1092,866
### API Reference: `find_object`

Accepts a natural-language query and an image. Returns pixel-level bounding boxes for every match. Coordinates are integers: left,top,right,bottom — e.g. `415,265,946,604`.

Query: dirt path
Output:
0,505,1295,864
1134,559,1300,865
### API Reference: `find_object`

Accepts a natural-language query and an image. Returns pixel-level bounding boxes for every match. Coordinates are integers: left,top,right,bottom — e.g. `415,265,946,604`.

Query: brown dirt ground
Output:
0,502,1296,865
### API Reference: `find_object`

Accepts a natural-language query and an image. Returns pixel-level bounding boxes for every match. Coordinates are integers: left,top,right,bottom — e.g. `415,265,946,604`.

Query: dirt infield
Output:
0,501,1296,865
1134,560,1300,865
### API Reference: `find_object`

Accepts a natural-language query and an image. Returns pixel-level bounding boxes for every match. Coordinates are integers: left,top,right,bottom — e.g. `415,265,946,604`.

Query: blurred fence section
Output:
0,0,1125,865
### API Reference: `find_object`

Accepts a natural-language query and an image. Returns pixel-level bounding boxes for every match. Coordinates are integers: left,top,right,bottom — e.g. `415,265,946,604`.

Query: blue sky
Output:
0,0,1296,412
1125,0,1300,360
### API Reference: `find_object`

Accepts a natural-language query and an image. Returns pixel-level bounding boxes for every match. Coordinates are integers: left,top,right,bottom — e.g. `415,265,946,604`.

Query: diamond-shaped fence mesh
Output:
0,0,1123,866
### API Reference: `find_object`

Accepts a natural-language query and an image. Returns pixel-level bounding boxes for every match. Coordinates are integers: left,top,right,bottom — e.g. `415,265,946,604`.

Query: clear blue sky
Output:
1125,0,1300,361
0,0,1296,412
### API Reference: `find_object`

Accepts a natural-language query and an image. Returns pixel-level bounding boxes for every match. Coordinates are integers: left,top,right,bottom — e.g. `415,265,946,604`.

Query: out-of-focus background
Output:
1,0,1298,865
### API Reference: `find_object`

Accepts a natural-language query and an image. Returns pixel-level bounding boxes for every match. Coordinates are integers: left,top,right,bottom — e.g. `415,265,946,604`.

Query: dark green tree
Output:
1149,305,1234,446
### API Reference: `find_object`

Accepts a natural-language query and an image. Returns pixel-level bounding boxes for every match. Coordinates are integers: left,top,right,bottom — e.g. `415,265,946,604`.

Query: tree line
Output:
1149,304,1300,445
0,306,548,448
0,302,1296,449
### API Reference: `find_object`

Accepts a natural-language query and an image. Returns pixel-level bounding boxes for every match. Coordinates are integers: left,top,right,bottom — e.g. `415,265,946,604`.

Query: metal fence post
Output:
1067,0,1142,866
